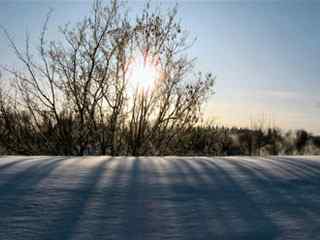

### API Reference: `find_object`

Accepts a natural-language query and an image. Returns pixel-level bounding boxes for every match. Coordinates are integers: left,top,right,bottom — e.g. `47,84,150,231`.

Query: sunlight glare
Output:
128,51,160,91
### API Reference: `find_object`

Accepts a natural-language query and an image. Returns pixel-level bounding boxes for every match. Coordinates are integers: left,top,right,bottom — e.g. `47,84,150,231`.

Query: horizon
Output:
0,0,319,134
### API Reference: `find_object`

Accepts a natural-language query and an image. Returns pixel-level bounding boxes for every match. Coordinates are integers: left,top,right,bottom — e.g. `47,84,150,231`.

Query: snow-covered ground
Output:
0,156,319,240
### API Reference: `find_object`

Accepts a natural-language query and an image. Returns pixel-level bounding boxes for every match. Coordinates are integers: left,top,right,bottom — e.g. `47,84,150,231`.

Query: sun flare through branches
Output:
127,51,161,92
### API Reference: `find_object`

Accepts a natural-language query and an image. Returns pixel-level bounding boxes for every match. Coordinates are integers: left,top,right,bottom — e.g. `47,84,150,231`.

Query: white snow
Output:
0,155,320,239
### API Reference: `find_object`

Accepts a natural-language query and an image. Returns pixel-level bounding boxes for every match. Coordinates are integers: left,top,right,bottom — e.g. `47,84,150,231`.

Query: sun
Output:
128,51,160,91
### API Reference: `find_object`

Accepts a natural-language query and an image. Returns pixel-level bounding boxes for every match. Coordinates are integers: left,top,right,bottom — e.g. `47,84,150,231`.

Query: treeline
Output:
0,109,319,156
172,126,320,156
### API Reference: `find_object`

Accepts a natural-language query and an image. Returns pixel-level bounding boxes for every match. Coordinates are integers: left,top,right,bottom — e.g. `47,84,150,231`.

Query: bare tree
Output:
1,0,214,156
125,4,215,155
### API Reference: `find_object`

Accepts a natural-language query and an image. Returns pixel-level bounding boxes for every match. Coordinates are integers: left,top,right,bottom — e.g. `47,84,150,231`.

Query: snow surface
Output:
0,156,320,240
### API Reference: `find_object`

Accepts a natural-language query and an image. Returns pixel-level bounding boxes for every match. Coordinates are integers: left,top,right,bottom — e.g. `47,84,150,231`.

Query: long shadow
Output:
217,157,320,239
0,156,68,196
271,156,320,177
132,157,191,240
123,157,146,239
183,157,279,240
116,156,279,240
169,158,220,239
84,157,135,240
90,157,156,239
0,156,69,239
138,157,189,240
251,156,320,191
35,157,117,240
1,156,319,240
147,157,190,239
0,157,33,171
85,157,188,240
264,157,320,213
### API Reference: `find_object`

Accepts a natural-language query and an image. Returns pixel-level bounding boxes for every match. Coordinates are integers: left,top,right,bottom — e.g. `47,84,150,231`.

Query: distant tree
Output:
295,130,309,154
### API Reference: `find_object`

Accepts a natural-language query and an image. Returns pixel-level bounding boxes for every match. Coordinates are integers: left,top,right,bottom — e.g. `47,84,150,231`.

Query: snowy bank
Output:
0,156,319,239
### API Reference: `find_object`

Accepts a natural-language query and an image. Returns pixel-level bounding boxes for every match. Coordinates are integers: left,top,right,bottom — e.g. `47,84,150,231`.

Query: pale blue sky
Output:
0,0,319,133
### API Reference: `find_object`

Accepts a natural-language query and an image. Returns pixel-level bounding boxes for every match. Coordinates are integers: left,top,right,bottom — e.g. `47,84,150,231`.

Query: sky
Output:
0,0,319,134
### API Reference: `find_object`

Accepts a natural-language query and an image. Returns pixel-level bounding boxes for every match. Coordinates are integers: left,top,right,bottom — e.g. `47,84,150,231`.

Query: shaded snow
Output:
0,156,320,240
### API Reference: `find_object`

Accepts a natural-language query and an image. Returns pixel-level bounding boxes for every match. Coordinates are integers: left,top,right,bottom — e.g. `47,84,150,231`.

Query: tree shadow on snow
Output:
0,156,320,240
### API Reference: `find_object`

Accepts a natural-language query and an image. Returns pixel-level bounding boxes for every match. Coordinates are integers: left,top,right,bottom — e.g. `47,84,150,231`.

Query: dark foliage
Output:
0,109,319,156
